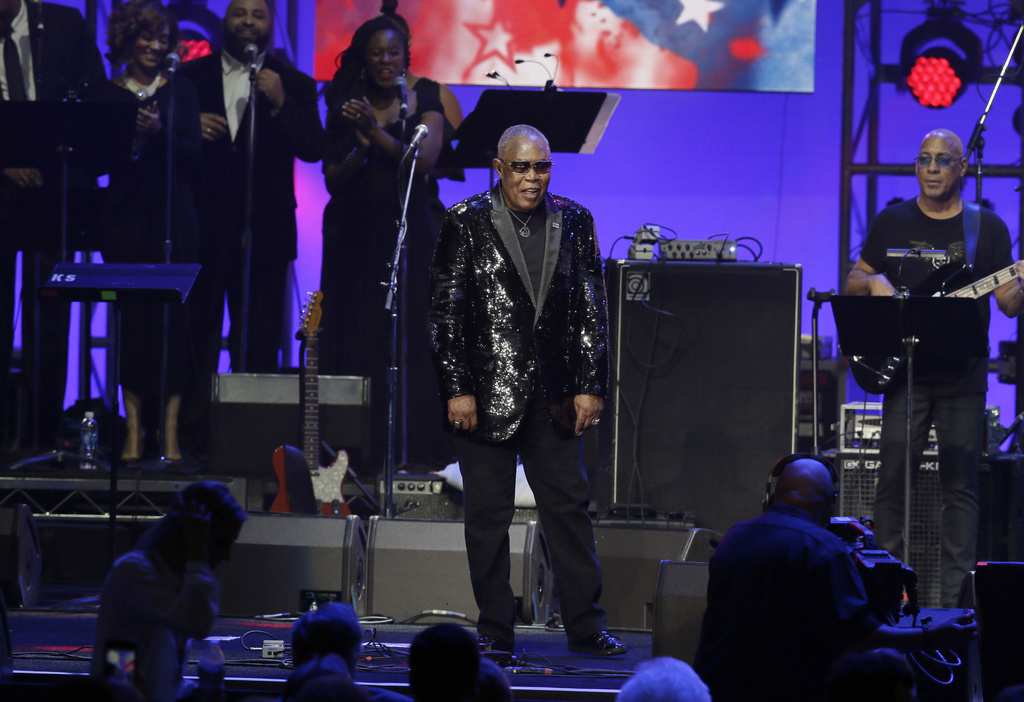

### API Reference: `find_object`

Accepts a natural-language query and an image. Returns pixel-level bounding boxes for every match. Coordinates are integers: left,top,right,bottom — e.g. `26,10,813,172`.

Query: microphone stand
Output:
382,137,423,519
237,52,258,372
807,288,834,454
964,21,1024,202
155,60,177,465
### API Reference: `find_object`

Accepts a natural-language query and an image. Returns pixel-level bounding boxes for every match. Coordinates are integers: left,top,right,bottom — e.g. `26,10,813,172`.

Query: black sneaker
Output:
567,630,627,656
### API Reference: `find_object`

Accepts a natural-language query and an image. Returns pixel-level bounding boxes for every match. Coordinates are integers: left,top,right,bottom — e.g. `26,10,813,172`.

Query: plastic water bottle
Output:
79,411,98,470
197,639,225,702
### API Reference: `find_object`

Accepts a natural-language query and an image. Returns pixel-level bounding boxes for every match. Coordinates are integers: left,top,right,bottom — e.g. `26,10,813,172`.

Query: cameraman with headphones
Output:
693,454,977,702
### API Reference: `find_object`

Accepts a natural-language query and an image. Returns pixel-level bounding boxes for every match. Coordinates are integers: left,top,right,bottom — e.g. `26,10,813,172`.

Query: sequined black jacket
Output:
429,186,609,442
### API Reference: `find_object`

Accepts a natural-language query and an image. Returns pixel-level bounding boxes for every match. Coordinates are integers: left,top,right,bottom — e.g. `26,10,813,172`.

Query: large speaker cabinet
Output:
837,451,1023,609
210,374,370,475
215,513,367,617
365,517,552,625
603,261,801,532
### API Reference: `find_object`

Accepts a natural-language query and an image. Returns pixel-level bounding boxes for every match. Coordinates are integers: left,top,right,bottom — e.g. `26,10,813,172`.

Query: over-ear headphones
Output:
762,453,839,513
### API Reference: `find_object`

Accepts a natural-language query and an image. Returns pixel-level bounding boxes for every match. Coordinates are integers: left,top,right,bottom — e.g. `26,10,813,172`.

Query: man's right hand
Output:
199,112,229,142
448,394,478,433
3,168,43,188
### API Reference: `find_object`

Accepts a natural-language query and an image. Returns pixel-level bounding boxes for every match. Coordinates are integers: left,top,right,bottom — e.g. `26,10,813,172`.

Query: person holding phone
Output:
90,482,246,702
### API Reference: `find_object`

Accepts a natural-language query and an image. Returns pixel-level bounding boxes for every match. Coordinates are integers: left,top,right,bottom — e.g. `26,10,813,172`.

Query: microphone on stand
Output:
515,57,556,91
396,74,408,120
410,123,429,148
165,52,181,75
244,43,258,78
486,71,512,88
543,52,559,83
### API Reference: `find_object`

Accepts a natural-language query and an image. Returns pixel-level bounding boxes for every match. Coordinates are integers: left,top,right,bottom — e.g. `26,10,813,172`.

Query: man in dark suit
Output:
0,0,105,449
429,124,625,660
178,0,322,449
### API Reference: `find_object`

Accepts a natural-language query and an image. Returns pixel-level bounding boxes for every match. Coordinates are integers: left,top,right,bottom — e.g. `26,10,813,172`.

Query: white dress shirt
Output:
0,0,37,101
221,48,264,141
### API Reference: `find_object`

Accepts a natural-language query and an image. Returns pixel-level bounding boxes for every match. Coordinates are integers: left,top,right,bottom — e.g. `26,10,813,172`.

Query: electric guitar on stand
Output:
271,291,351,515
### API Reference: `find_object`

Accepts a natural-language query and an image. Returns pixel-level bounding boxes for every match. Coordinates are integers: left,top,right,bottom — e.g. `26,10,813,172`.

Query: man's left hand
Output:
574,394,604,436
256,68,285,110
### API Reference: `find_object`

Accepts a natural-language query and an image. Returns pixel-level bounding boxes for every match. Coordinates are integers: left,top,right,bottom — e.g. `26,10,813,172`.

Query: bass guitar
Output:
848,262,1021,394
270,291,351,515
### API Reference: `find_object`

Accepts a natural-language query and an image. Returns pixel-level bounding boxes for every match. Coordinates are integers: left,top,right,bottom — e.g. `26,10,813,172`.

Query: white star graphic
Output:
466,20,516,66
676,0,725,32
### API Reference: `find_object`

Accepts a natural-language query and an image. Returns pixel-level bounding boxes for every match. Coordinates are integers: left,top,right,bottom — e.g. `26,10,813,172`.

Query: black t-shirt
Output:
859,197,1013,394
511,207,547,301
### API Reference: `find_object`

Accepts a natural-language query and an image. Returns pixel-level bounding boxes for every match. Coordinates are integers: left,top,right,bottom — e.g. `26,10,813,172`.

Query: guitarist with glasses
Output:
845,128,1024,608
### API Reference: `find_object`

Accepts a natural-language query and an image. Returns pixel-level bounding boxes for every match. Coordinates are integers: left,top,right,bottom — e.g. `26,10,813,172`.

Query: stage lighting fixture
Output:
899,14,982,108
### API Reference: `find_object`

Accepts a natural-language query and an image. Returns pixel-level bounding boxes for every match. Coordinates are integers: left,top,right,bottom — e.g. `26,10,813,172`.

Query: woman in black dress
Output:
320,16,447,475
97,0,201,461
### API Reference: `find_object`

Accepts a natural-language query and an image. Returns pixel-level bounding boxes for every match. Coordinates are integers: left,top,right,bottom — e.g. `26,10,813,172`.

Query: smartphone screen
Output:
104,640,136,685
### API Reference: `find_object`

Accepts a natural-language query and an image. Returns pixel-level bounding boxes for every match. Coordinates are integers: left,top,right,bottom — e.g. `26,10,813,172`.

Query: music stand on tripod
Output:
450,88,620,168
38,262,200,570
0,101,136,449
831,294,987,566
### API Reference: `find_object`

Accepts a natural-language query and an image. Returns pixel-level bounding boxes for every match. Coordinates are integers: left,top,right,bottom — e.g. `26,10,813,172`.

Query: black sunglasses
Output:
501,159,553,175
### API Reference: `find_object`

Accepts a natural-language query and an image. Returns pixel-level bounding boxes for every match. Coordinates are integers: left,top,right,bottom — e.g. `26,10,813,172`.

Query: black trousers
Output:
877,386,983,607
454,386,606,644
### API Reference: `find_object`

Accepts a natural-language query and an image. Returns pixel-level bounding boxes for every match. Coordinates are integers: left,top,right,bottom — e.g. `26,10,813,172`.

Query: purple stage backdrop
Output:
16,0,1023,438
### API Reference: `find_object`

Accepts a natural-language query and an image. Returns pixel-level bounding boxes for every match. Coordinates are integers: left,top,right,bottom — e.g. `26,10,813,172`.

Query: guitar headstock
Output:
300,291,324,339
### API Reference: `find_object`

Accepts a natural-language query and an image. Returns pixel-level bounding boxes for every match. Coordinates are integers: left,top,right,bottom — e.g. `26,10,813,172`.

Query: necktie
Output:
3,26,26,101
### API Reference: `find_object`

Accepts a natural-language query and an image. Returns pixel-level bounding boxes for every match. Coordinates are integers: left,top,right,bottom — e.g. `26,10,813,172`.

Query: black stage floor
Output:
5,585,647,701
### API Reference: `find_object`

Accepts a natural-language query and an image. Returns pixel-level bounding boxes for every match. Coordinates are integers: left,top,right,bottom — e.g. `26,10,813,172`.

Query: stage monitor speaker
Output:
594,523,695,630
652,560,709,665
0,506,42,608
603,261,800,533
215,513,367,617
210,374,370,475
366,517,551,625
968,562,1024,701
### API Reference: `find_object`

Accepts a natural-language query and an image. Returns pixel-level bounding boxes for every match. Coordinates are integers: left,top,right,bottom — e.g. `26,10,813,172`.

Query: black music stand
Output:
450,89,620,168
37,263,200,569
0,101,136,260
831,294,987,565
0,101,137,449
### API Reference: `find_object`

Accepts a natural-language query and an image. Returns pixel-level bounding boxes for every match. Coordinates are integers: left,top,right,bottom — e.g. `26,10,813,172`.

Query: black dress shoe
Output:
478,635,515,666
568,630,627,656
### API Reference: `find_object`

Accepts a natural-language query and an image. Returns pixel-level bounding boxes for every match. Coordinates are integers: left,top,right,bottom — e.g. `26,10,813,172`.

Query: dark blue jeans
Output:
877,386,983,607
454,386,606,644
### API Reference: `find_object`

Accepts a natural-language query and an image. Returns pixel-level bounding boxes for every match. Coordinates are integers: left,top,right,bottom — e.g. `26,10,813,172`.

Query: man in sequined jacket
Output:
429,124,626,660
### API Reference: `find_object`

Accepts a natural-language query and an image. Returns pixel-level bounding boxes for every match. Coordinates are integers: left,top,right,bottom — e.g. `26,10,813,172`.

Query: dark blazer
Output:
429,187,610,442
0,2,105,251
28,2,106,101
178,50,323,262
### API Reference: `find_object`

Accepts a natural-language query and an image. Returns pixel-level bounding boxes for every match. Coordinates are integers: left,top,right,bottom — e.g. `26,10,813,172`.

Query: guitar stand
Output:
321,441,381,515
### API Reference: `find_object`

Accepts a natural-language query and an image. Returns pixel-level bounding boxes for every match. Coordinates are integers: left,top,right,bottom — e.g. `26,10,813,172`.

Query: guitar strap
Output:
963,200,980,271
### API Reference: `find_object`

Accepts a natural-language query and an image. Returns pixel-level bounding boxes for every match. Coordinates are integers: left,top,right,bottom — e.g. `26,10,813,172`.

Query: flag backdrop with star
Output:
313,0,815,91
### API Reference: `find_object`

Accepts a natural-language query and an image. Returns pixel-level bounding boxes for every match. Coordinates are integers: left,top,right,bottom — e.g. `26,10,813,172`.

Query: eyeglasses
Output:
914,154,961,169
501,159,553,175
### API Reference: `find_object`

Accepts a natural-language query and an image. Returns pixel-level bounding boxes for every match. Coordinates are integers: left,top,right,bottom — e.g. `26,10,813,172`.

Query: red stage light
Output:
906,54,962,108
899,13,981,109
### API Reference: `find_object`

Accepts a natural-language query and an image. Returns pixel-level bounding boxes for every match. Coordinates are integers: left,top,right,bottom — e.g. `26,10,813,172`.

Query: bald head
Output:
920,129,963,159
774,458,837,526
